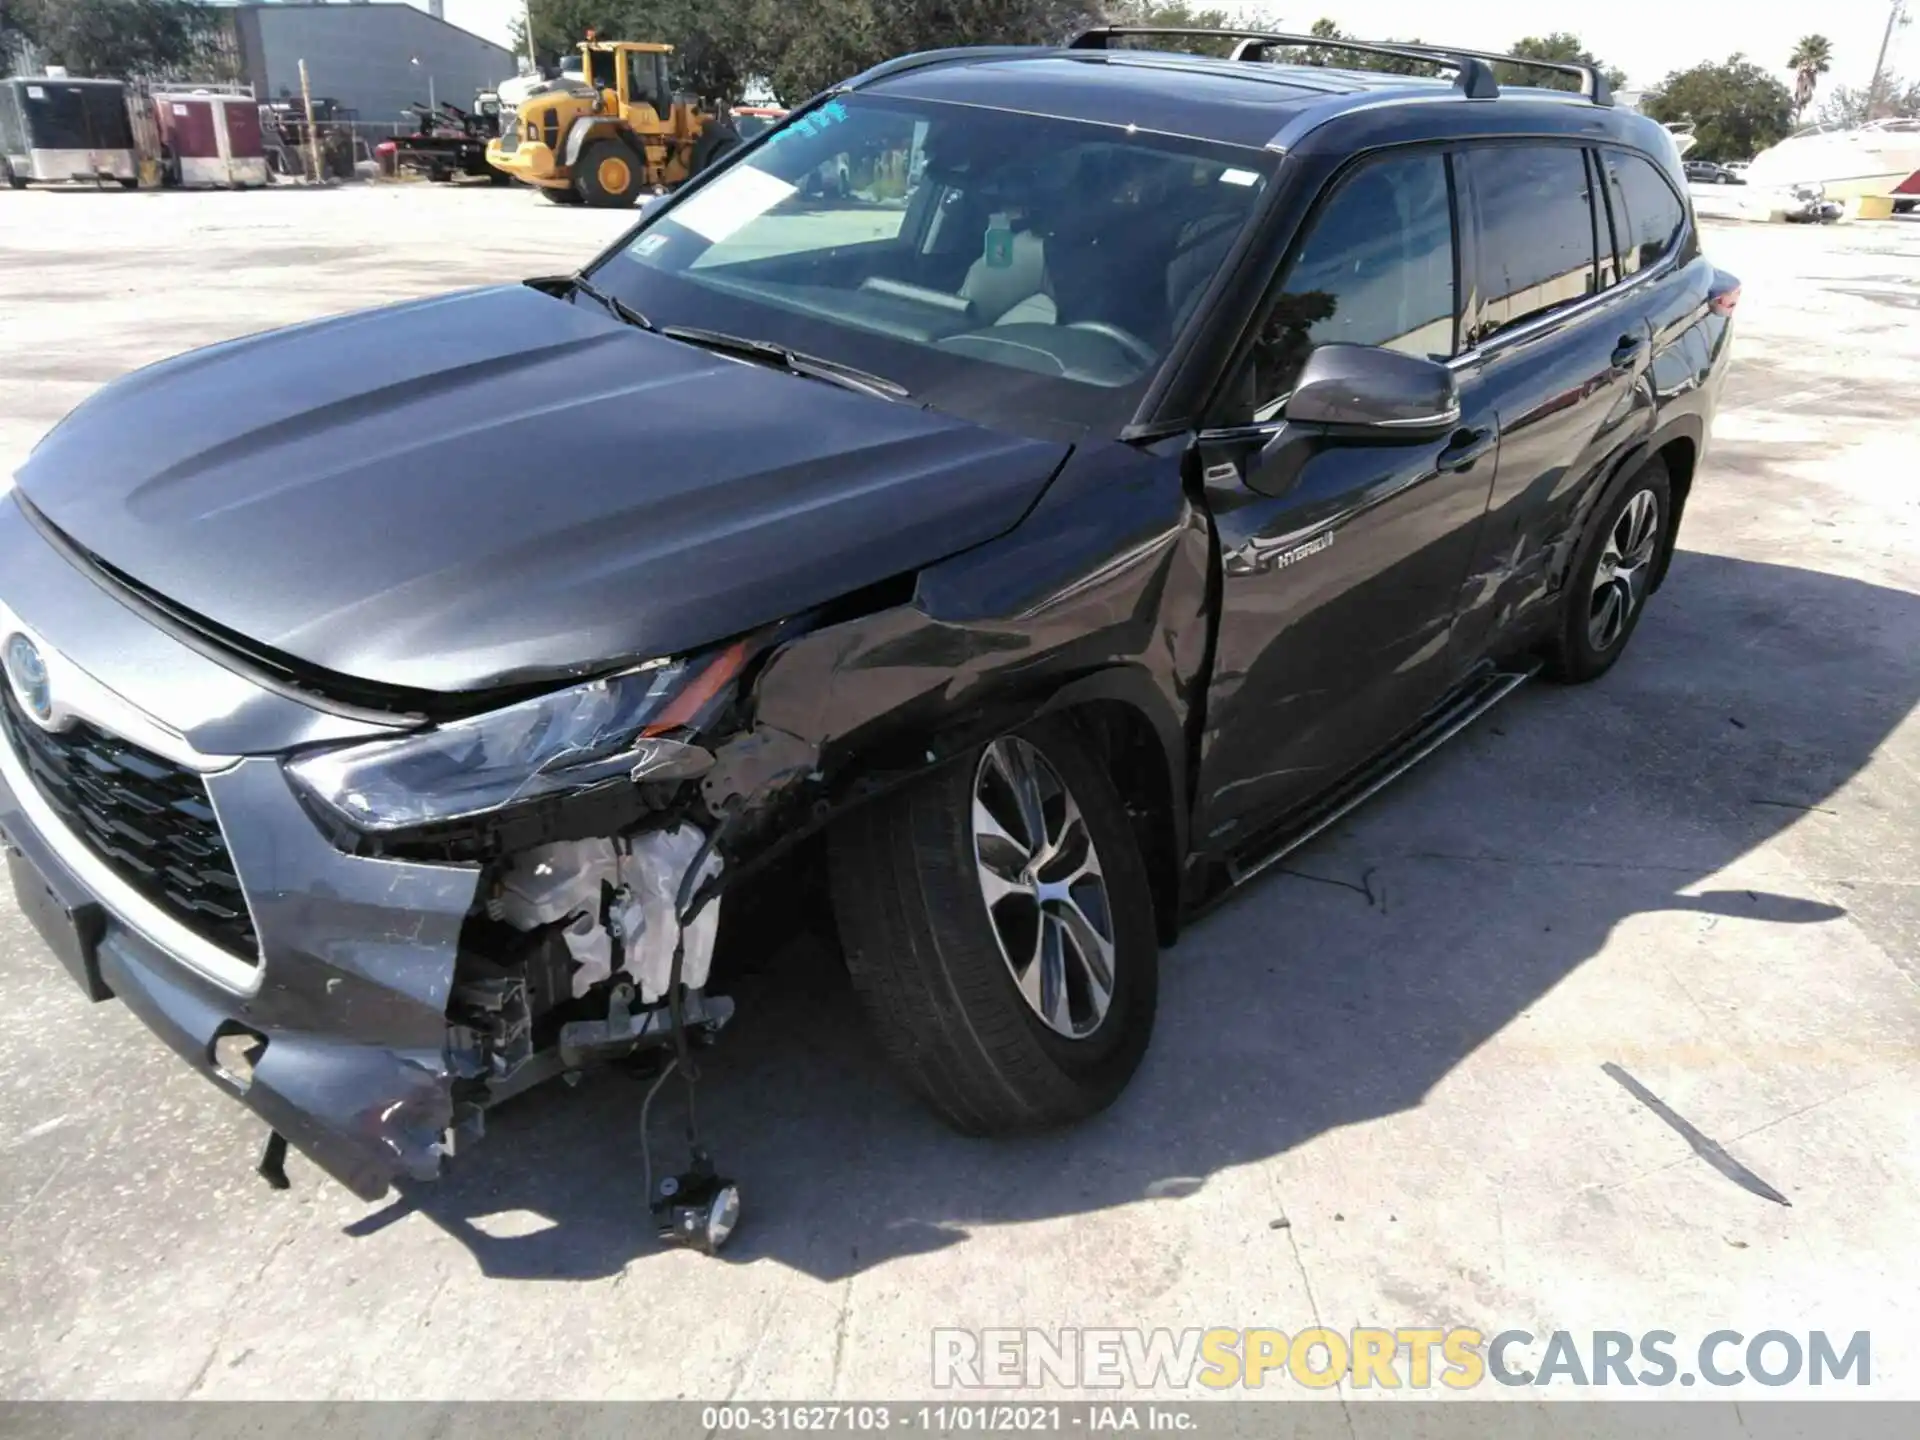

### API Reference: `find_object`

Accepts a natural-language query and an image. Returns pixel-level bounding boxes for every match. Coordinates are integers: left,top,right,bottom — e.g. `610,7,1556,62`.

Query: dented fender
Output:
703,441,1213,905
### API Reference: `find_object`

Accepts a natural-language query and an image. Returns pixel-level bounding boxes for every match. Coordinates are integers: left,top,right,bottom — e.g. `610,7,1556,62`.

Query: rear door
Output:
1598,147,1717,434
224,99,266,162
1193,147,1500,849
1446,143,1653,663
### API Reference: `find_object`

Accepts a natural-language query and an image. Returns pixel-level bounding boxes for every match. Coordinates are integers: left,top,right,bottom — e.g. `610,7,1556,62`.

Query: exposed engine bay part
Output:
560,985,733,1068
489,824,721,1001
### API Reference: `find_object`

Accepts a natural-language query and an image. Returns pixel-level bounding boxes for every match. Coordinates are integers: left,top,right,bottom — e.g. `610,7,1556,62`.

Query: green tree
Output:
1100,1,1284,56
748,0,1103,106
8,0,218,78
1818,76,1920,125
1789,33,1833,119
1500,33,1628,93
1643,54,1795,161
1277,18,1442,75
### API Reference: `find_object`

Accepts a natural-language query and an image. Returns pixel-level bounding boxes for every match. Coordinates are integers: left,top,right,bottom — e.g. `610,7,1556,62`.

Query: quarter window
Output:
1467,145,1600,342
1603,150,1687,279
1237,151,1457,421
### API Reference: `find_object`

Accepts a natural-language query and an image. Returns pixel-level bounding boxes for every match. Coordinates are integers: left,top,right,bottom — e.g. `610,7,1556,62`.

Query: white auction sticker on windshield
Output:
1219,168,1261,187
667,165,798,244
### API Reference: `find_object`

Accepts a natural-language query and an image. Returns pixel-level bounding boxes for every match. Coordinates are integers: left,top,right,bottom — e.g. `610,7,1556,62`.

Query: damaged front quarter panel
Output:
139,443,1208,1202
702,441,1213,919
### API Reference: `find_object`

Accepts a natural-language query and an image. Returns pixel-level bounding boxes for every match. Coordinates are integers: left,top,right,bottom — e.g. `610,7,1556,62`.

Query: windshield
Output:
590,94,1276,436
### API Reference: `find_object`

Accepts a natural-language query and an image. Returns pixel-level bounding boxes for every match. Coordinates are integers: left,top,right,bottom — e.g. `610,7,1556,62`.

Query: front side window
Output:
592,95,1277,434
1233,150,1457,422
623,52,663,113
1603,150,1687,279
1467,145,1600,342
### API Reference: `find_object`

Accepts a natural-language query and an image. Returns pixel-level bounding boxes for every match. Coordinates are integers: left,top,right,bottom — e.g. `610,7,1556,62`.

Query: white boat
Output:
1742,117,1920,201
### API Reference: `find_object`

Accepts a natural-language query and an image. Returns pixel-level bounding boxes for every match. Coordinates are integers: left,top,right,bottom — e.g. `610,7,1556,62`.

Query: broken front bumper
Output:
0,496,487,1201
0,719,478,1202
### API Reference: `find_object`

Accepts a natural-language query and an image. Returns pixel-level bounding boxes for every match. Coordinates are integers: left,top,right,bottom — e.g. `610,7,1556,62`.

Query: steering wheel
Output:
1064,321,1157,368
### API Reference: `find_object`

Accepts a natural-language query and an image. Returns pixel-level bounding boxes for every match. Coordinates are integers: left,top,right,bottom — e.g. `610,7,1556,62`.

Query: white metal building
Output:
223,2,516,125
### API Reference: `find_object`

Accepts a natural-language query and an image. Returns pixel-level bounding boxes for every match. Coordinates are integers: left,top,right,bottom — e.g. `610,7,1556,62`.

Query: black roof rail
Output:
1067,26,1611,106
1404,41,1612,105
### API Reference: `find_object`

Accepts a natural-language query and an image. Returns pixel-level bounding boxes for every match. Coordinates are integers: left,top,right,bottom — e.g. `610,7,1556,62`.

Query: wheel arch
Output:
705,658,1193,949
1035,675,1189,948
1554,413,1702,598
1650,424,1701,591
562,117,638,169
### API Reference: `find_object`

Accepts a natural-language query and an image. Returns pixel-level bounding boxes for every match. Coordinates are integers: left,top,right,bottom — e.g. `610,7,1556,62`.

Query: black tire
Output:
541,184,583,205
689,125,739,179
829,716,1159,1135
1,157,24,190
1543,457,1672,684
575,138,645,207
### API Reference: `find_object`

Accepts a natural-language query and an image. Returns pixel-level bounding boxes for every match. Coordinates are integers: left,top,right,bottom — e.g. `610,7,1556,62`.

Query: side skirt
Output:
1222,662,1538,890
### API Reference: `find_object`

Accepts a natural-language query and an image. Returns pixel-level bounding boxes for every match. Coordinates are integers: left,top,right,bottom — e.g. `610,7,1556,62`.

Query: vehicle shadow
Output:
345,547,1917,1283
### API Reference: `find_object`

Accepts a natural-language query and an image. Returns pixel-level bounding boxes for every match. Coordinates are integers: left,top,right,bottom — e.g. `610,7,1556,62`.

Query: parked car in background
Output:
729,104,785,141
0,26,1737,1247
1685,159,1744,185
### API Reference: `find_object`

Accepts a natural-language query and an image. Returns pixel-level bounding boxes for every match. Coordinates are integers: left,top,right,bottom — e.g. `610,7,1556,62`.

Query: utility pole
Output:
1866,0,1909,120
524,0,538,72
298,57,321,183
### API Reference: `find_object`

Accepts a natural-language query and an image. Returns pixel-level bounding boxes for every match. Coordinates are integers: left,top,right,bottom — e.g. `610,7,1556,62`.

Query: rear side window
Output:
1603,151,1687,279
1466,145,1599,342
1237,151,1457,421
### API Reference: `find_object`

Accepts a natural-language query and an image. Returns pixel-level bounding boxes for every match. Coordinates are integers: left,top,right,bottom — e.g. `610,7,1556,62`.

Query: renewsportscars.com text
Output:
932,1327,1872,1390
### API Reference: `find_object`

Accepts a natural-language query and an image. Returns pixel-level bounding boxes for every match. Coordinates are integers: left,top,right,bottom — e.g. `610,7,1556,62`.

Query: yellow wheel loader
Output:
486,41,741,207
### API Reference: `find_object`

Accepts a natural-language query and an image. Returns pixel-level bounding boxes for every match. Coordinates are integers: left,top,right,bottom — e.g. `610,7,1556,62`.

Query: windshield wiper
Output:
571,275,657,333
661,325,910,402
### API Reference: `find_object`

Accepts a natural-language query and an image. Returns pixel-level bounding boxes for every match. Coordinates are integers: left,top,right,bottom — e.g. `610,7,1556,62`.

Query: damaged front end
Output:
257,635,784,1213
447,824,730,1109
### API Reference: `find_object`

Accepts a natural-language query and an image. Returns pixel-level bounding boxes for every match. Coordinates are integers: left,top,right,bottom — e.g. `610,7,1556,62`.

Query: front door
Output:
1194,147,1499,852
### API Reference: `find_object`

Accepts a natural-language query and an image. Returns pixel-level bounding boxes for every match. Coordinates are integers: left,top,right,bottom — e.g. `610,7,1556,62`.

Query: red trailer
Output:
152,83,269,189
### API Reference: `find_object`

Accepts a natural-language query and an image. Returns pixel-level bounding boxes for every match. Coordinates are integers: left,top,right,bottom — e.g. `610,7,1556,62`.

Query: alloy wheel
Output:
971,737,1117,1039
1588,488,1662,652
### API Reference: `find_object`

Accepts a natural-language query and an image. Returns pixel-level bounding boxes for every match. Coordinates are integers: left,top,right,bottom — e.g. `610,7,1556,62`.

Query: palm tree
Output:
1790,34,1834,120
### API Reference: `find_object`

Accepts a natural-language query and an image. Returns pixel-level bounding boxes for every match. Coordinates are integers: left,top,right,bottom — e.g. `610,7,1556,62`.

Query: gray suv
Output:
1,27,1734,1249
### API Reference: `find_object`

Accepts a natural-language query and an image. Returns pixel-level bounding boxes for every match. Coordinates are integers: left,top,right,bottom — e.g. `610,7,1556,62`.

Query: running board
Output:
1225,664,1538,888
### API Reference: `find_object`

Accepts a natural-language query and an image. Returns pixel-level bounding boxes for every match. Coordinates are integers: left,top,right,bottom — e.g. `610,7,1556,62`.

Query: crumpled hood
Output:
16,284,1069,695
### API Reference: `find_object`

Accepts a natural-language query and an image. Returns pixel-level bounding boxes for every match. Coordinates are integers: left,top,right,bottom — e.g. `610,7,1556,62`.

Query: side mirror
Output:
1284,343,1460,436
